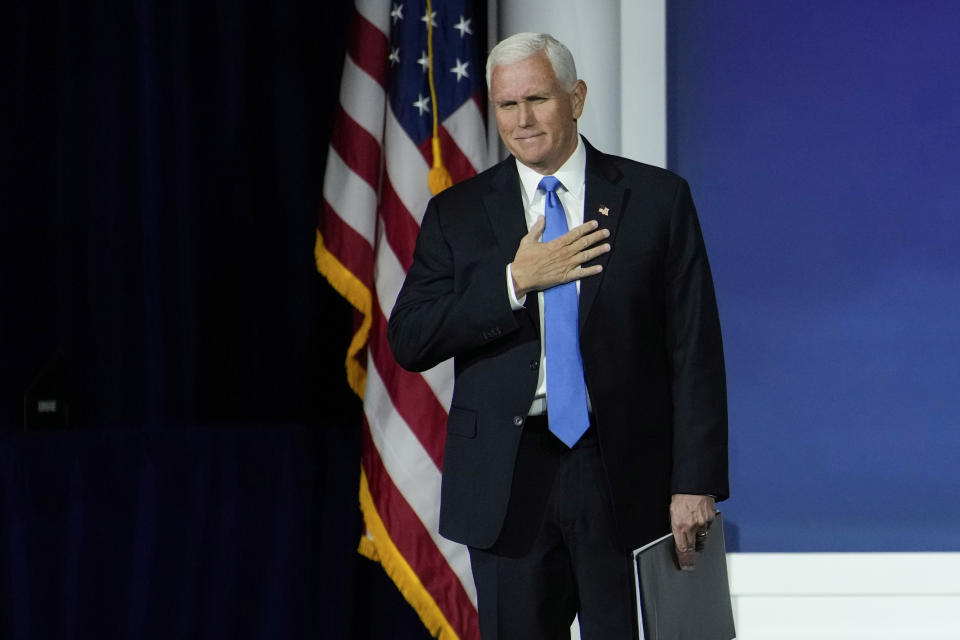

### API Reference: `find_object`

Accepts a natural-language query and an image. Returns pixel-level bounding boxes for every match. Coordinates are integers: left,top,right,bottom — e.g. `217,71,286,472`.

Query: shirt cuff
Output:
506,263,526,310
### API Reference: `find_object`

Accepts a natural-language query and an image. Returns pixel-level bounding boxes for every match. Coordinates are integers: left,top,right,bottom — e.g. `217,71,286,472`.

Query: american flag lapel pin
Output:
598,205,610,216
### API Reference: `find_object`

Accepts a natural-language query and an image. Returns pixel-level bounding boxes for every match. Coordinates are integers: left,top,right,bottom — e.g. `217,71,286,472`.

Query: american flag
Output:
315,0,487,638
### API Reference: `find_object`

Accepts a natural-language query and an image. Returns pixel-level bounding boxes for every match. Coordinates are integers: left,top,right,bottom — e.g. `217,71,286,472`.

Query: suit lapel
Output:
579,141,627,332
480,145,626,333
482,159,527,263
482,159,541,326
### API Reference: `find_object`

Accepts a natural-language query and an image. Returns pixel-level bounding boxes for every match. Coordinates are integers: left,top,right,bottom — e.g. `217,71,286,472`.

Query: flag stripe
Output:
361,421,479,640
384,106,431,225
371,234,457,412
354,0,390,38
319,201,374,286
372,224,407,327
348,10,389,86
330,107,382,193
363,363,477,606
323,148,377,247
369,307,447,469
379,176,422,272
420,359,455,419
337,56,387,142
443,97,488,174
431,124,481,186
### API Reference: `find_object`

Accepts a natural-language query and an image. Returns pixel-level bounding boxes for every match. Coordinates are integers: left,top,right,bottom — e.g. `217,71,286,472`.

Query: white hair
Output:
485,32,578,91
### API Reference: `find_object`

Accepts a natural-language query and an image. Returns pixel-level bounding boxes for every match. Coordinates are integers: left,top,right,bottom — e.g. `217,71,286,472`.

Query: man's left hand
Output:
670,493,716,571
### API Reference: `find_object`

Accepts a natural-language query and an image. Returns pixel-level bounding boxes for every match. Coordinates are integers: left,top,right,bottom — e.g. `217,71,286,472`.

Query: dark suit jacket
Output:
388,139,728,553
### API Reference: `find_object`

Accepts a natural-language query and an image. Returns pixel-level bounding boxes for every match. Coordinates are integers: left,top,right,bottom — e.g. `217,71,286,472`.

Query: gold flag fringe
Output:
315,230,463,638
359,469,461,639
314,230,370,398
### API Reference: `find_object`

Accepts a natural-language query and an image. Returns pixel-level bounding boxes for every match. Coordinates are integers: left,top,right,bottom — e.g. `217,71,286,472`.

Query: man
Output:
388,33,727,638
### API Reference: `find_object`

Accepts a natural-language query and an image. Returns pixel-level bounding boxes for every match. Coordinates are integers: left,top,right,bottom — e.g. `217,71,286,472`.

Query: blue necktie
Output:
538,176,590,447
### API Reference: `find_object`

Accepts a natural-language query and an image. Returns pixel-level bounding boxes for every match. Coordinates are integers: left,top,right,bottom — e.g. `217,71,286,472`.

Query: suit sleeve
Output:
664,179,729,500
387,197,520,373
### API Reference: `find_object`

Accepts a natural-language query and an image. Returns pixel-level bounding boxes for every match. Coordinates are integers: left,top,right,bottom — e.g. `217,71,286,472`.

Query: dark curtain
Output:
0,0,467,637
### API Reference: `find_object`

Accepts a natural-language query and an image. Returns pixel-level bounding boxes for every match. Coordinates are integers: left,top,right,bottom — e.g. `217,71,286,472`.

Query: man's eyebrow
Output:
496,93,549,105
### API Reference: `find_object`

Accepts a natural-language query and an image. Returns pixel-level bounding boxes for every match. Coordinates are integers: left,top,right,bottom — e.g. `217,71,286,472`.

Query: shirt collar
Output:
515,135,586,204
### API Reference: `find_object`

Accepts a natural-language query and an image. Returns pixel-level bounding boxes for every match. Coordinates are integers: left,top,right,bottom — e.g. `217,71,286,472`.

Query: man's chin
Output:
510,139,546,159
512,151,548,170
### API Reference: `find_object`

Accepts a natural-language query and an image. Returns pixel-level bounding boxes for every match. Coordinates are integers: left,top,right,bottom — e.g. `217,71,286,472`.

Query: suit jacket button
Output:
512,415,523,427
529,360,539,370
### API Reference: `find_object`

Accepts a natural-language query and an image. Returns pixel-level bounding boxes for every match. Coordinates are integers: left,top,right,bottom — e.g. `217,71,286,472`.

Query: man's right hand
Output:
510,216,611,298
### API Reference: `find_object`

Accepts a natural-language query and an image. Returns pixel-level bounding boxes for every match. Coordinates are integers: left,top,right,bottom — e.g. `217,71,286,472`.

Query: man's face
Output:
490,53,587,176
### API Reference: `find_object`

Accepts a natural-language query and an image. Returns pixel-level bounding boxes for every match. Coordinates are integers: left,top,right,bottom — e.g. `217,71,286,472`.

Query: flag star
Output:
390,3,404,23
421,9,437,28
417,51,430,73
412,93,431,116
453,16,472,38
449,58,469,82
388,47,400,66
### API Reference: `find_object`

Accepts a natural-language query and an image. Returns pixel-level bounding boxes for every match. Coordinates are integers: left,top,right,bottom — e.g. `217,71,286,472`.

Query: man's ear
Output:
570,80,587,119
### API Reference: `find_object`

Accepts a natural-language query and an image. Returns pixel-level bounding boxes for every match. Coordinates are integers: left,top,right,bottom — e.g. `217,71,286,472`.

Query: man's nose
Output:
517,102,533,127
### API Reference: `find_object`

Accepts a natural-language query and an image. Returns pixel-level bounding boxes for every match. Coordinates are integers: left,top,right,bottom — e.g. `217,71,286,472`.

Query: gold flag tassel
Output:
425,0,453,195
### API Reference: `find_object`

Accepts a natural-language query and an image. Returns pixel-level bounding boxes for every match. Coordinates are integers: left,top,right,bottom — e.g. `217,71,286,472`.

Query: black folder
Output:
632,512,736,640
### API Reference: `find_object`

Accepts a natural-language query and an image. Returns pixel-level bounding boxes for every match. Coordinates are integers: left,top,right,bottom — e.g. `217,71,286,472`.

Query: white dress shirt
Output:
505,136,589,416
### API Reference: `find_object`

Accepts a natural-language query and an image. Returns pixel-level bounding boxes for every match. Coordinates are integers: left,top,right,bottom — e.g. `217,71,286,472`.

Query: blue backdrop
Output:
668,1,960,551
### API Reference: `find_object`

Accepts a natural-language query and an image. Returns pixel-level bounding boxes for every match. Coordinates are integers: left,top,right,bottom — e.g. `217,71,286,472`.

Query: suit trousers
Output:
468,418,637,639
